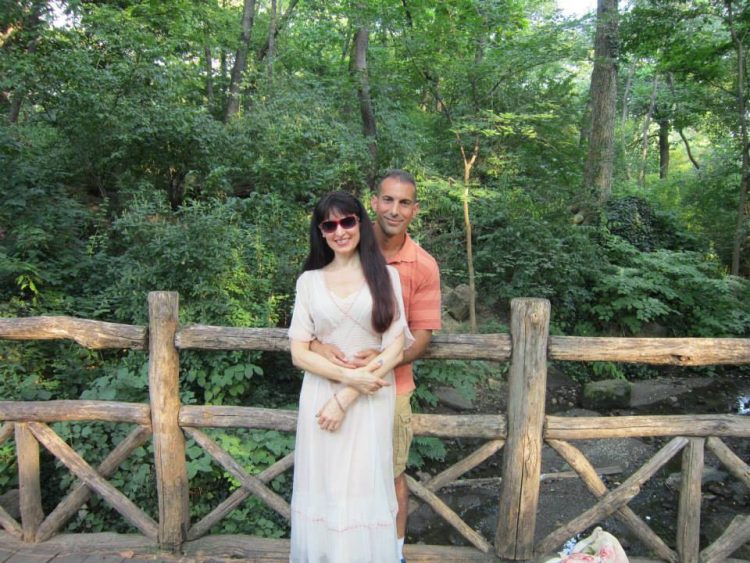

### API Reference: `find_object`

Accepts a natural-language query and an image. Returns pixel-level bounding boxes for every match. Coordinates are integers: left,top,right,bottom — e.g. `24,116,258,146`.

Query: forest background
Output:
1,0,749,541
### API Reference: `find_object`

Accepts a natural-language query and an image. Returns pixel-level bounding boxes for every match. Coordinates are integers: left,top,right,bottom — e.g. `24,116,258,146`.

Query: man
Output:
311,170,441,563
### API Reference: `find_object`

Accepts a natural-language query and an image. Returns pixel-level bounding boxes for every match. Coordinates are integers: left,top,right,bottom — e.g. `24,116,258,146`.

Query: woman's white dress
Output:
288,266,412,563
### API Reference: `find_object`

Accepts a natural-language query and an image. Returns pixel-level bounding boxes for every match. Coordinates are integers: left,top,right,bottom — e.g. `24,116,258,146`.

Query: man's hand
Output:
316,395,346,432
310,339,356,368
345,364,390,395
350,348,380,367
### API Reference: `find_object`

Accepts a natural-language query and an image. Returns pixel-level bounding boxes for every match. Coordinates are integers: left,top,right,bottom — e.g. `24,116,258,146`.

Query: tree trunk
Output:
677,129,700,170
350,27,378,188
638,74,659,188
204,43,214,107
224,0,257,122
658,117,670,179
582,0,619,206
6,2,43,124
267,0,277,79
461,143,479,333
726,0,749,276
258,0,299,62
620,61,636,180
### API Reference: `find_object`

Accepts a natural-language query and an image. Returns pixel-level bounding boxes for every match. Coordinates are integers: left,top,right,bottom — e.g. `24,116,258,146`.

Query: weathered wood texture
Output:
409,439,505,515
0,317,146,350
0,422,14,445
405,475,491,553
0,531,503,561
706,436,750,489
175,324,513,360
0,531,158,556
495,298,550,560
700,514,750,563
545,414,750,439
0,401,150,425
0,501,23,540
187,452,294,541
536,437,688,555
35,425,152,542
183,428,291,520
0,422,23,539
676,438,703,563
444,465,622,489
184,534,502,561
15,423,43,542
147,292,189,550
2,316,749,366
547,439,677,563
27,422,158,541
179,405,297,431
549,335,750,365
180,406,507,439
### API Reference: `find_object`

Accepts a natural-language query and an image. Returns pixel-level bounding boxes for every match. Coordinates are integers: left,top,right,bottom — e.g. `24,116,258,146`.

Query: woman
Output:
288,191,412,563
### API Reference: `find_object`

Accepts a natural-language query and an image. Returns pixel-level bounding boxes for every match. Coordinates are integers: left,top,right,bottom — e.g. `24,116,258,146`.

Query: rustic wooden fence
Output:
1,293,750,562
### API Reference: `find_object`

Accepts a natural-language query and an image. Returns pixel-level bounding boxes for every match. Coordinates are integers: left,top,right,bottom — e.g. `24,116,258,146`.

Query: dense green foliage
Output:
1,0,749,539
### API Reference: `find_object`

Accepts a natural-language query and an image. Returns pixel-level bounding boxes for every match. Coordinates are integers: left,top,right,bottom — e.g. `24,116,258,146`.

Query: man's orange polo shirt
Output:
387,234,441,395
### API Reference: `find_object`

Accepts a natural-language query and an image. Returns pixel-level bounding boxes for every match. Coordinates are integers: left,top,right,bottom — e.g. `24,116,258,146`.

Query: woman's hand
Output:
344,364,389,395
316,394,346,432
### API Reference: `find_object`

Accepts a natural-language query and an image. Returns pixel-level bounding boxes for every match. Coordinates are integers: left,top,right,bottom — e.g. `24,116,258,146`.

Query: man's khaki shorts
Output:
393,391,414,477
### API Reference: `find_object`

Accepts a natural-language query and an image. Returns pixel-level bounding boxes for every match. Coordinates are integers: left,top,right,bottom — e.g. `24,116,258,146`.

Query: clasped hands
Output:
315,345,388,432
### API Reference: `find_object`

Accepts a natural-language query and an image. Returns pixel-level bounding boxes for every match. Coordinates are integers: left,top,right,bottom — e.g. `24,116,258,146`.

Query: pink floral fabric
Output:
546,527,629,563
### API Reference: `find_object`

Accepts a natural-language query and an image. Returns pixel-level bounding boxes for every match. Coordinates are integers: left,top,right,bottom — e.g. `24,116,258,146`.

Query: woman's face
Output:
319,210,360,257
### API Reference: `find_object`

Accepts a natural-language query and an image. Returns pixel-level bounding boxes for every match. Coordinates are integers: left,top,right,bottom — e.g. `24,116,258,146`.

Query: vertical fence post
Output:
148,291,189,550
15,422,43,542
677,437,704,563
495,298,550,560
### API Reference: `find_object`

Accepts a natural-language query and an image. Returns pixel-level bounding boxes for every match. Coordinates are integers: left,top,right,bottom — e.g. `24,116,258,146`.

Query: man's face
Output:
371,177,419,238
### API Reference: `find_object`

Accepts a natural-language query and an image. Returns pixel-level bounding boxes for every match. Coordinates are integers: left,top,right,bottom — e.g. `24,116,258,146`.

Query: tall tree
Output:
725,0,749,275
350,25,378,187
583,0,619,205
2,1,46,124
638,74,658,187
225,0,257,121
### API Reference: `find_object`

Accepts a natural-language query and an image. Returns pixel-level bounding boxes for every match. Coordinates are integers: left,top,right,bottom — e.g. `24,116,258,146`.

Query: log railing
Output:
1,293,750,562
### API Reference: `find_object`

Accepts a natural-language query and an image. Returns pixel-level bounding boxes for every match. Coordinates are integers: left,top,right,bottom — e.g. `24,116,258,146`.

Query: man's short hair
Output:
377,170,417,199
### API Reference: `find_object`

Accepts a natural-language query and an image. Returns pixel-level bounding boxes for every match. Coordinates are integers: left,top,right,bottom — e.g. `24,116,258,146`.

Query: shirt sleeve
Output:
288,272,315,342
409,258,442,330
382,266,415,351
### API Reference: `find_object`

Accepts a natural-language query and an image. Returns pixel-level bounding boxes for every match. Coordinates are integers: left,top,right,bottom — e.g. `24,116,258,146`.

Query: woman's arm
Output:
290,339,390,394
316,334,405,431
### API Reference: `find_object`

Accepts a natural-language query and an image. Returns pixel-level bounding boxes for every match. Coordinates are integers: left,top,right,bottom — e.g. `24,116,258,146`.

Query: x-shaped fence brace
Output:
3,417,749,561
538,436,750,562
0,421,156,541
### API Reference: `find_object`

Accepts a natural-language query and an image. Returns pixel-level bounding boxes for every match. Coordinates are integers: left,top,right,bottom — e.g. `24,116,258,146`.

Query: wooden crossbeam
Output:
0,500,22,539
707,436,750,489
408,439,504,515
0,422,14,445
26,422,158,540
36,425,152,542
188,451,294,541
0,316,146,349
701,515,750,563
406,474,491,553
0,423,22,538
547,439,677,562
536,436,688,555
183,428,291,521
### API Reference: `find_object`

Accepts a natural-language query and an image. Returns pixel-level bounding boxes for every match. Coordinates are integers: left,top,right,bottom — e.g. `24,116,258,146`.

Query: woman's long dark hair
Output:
302,191,396,333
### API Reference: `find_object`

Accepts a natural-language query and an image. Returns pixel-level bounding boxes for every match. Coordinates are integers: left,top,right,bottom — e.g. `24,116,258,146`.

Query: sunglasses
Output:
319,215,359,234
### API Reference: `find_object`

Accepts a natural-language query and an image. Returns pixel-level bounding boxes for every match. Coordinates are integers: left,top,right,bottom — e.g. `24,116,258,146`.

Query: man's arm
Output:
351,328,432,367
309,338,356,368
401,328,432,365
